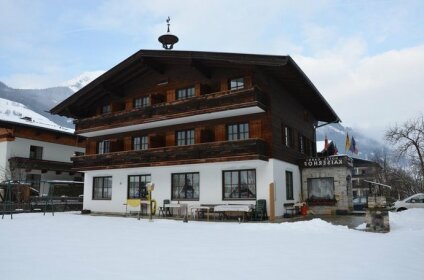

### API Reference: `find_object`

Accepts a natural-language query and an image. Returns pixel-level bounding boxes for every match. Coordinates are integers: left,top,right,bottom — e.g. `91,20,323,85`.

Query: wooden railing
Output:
72,139,268,170
8,157,73,172
75,87,267,132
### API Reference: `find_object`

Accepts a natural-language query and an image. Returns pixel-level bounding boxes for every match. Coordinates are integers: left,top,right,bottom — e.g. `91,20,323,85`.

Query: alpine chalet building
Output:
51,50,340,216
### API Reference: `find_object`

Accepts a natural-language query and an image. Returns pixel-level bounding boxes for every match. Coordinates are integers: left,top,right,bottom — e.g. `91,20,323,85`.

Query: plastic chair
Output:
158,199,172,217
126,199,141,220
252,199,268,221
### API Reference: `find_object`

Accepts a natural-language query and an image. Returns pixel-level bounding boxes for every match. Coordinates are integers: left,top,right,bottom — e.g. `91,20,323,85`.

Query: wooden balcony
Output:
72,139,268,170
9,157,74,172
75,87,267,135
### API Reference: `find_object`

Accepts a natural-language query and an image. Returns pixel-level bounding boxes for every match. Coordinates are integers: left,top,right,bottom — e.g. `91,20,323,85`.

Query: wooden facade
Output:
51,50,339,171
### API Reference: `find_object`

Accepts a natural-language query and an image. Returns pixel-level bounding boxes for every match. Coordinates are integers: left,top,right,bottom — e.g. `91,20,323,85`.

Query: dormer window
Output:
101,104,111,114
176,87,195,100
229,77,245,90
134,96,150,109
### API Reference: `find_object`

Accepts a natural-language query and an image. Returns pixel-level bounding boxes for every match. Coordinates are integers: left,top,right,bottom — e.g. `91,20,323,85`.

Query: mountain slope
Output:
0,81,74,128
0,97,73,133
316,122,383,160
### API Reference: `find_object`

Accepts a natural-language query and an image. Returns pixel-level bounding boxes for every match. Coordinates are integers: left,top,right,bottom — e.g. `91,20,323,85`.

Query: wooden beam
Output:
140,57,166,75
190,59,211,78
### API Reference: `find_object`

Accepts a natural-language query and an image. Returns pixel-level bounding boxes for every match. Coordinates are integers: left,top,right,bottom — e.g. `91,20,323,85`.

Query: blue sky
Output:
0,0,423,141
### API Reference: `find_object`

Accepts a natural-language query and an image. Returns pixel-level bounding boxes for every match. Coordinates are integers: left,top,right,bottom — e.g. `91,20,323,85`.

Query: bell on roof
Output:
158,17,179,50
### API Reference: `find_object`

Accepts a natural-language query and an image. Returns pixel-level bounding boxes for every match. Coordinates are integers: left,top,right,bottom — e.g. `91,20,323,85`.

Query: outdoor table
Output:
189,205,213,221
164,203,187,217
213,204,254,221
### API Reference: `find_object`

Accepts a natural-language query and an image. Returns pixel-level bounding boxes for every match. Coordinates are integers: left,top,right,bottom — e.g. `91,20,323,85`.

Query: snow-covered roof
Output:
0,97,74,133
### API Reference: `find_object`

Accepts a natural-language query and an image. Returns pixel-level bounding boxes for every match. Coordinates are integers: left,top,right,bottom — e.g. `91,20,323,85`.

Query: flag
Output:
345,133,350,152
324,135,329,150
350,136,358,154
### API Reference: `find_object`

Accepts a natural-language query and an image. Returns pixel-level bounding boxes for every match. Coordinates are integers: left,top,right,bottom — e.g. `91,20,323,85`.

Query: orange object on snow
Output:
300,204,308,215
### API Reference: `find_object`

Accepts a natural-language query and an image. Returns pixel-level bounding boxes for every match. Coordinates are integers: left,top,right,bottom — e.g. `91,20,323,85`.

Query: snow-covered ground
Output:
1,210,423,280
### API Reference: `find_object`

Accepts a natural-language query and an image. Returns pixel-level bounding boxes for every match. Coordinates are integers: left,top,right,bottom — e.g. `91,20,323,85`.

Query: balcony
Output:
72,139,268,171
75,87,267,137
9,157,74,172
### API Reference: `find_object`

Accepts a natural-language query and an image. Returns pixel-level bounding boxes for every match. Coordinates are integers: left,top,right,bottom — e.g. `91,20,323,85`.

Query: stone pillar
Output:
365,196,390,233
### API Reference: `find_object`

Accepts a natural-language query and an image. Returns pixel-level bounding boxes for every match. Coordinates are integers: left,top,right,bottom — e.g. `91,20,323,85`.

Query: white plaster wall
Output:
0,141,9,180
270,159,301,216
83,159,277,214
7,137,84,162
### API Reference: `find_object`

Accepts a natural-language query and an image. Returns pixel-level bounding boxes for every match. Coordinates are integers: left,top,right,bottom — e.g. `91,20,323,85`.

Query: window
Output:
223,169,256,200
285,171,294,200
128,175,151,199
133,136,148,150
298,135,305,154
227,123,249,141
229,77,245,90
283,126,293,148
171,173,199,200
93,176,112,200
176,87,195,100
97,140,110,154
29,146,43,160
307,178,334,200
134,96,150,109
101,104,111,114
176,129,195,146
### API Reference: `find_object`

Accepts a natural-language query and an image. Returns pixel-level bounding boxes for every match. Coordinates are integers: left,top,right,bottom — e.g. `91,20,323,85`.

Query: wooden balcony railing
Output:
72,139,268,170
75,87,267,132
9,157,74,172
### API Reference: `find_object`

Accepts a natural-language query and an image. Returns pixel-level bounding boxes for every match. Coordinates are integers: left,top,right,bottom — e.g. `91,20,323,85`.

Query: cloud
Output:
296,45,424,140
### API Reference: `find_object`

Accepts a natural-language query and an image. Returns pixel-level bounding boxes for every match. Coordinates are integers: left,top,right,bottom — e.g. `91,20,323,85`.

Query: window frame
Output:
29,145,43,160
133,136,148,150
134,96,150,109
171,172,200,201
283,125,293,148
127,174,151,199
101,104,111,114
285,171,294,200
307,177,335,201
97,140,110,154
229,77,245,90
227,123,249,141
222,169,256,200
176,87,195,100
298,134,305,154
176,129,195,146
92,176,112,200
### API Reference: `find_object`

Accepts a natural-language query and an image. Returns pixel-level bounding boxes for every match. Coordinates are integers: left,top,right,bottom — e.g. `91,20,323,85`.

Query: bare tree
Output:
385,114,424,185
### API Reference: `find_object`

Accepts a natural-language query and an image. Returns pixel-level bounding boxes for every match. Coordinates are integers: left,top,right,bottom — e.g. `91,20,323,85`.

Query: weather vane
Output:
158,16,179,50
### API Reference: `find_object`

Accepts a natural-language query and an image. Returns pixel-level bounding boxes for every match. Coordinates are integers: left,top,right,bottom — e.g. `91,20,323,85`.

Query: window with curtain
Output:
307,178,334,200
171,173,199,200
223,169,256,200
128,175,151,199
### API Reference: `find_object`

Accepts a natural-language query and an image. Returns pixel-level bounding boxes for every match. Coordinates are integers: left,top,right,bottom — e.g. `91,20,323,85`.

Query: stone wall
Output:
302,165,353,215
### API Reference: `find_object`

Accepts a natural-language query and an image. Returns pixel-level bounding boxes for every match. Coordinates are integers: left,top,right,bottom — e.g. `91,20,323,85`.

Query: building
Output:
0,114,85,195
351,157,381,198
51,50,340,216
301,155,354,214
